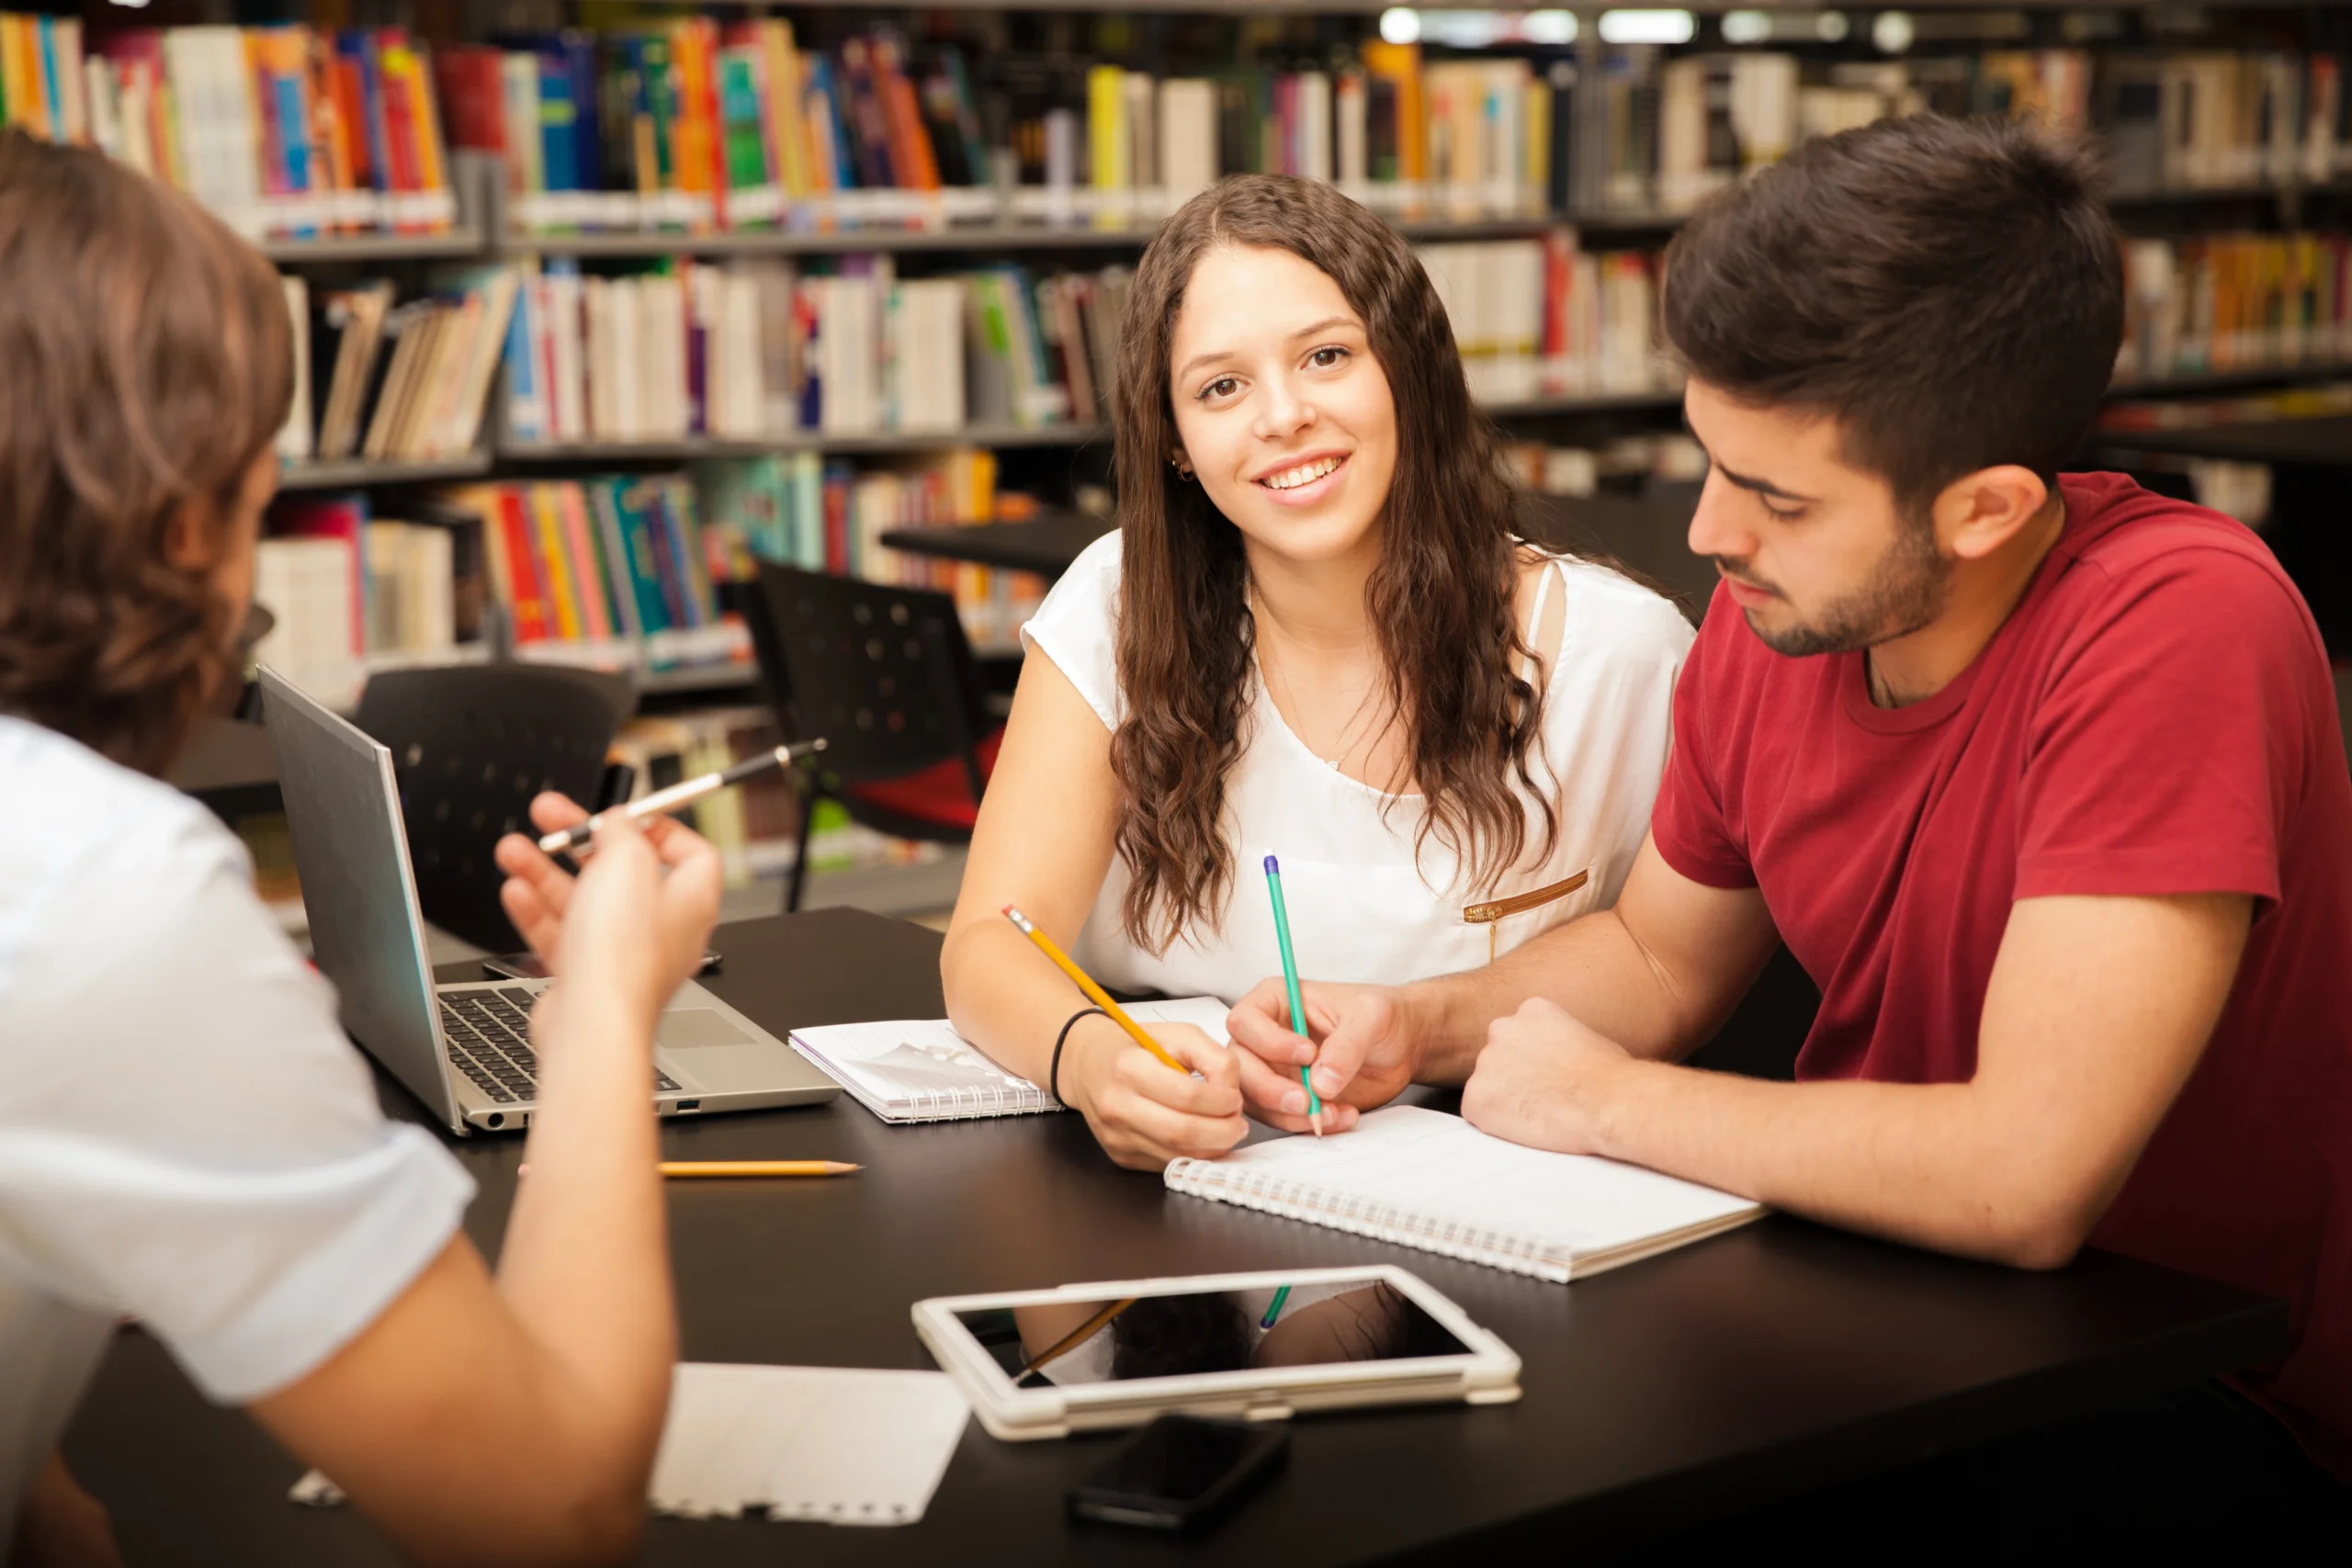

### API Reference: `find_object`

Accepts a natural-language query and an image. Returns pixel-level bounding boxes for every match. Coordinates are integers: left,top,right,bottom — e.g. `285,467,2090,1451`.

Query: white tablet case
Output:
911,1265,1521,1441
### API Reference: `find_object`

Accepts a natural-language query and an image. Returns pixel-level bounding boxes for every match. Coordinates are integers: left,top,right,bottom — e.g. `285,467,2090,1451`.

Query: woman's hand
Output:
11,1453,122,1568
492,794,722,1026
1226,978,1422,1132
1058,1020,1247,1171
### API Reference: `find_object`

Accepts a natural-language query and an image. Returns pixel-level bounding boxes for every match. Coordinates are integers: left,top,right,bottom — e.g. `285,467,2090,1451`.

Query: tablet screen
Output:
953,1278,1472,1388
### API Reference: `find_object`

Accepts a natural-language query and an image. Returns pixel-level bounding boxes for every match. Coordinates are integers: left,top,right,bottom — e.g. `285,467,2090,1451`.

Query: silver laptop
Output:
258,666,840,1134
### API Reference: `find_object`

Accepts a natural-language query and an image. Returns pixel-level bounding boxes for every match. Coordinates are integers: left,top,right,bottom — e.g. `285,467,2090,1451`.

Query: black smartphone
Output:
480,950,722,982
1066,1416,1287,1534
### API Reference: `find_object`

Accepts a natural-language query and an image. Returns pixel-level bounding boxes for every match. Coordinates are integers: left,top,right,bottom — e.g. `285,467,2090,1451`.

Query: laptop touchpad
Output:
657,1009,754,1050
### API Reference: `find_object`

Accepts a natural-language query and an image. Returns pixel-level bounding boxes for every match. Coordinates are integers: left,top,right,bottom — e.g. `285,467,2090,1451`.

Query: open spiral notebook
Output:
788,997,1231,1123
1166,1104,1765,1281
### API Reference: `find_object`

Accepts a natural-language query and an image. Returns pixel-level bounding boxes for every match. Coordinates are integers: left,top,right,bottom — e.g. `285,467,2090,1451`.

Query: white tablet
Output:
911,1265,1522,1441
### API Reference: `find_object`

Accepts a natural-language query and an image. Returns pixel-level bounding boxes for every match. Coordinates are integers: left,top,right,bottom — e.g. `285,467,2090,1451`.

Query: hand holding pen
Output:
540,739,828,856
1003,906,1244,1169
1261,856,1325,1136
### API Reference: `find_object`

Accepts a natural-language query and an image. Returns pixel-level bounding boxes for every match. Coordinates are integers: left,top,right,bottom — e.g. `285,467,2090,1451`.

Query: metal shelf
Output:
260,228,487,265
1486,389,1685,416
278,452,494,490
499,225,1152,258
637,664,763,697
2110,362,2352,398
498,424,1110,461
498,214,1591,257
354,190,2351,266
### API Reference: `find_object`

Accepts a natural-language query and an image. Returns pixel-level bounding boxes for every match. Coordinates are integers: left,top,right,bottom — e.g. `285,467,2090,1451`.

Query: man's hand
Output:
1060,1021,1248,1170
1226,979,1421,1132
492,795,721,1021
1461,998,1638,1155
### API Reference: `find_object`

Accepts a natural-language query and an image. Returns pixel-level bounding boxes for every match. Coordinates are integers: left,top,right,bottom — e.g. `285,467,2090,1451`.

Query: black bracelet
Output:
1049,1007,1107,1108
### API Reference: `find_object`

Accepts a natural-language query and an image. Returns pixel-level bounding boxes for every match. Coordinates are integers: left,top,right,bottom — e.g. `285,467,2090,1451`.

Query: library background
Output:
6,0,2349,939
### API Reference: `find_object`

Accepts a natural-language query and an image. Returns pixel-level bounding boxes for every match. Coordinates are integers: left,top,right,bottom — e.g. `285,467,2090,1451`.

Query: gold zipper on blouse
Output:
1463,870,1590,961
1463,869,1589,924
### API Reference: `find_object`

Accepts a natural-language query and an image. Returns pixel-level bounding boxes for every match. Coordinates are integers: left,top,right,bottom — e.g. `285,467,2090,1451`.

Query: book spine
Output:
617,480,675,633
495,487,551,642
586,480,643,639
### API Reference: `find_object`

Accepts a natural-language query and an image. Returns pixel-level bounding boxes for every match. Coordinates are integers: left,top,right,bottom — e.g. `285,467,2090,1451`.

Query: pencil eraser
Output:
1264,854,1280,874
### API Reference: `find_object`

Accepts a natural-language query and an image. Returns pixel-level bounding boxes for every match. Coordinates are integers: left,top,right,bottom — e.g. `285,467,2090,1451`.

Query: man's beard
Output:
1721,518,1951,658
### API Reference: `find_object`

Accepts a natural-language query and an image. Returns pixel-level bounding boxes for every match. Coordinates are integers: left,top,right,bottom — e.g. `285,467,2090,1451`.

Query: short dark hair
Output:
0,129,291,774
1660,114,2122,516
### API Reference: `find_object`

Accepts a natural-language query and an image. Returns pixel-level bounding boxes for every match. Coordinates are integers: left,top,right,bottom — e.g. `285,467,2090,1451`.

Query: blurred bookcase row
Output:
12,0,2350,897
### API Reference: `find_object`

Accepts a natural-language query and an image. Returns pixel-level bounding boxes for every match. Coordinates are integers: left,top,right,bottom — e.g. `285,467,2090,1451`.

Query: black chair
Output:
354,664,632,953
741,561,1001,913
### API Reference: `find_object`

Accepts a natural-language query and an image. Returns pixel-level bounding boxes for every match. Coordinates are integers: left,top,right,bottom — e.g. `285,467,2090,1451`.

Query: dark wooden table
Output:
2092,413,2352,466
877,490,1715,612
881,510,1115,579
63,909,2287,1565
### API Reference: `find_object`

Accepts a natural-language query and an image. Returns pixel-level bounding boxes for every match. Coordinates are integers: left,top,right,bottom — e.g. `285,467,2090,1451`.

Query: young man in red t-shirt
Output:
1229,115,2352,1550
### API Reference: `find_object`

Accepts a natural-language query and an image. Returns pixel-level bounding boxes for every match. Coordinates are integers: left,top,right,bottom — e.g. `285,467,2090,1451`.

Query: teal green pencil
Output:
1260,1284,1294,1331
1262,855,1324,1135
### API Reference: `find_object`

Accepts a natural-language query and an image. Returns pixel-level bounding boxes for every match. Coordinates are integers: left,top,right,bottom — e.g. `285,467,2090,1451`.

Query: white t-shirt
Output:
0,716,473,1536
1022,533,1693,1002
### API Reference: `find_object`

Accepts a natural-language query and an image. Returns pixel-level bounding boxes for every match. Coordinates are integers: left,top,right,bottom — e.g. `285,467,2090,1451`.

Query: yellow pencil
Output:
659,1161,860,1178
1002,905,1188,1073
523,1160,861,1178
1019,1297,1140,1377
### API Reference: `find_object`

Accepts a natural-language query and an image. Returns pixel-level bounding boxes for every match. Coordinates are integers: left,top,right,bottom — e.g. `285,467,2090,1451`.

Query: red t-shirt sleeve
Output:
1650,598,1758,889
2014,547,2306,908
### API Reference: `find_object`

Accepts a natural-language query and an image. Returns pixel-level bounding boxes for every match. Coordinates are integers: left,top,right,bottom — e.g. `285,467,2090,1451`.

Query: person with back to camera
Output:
941,175,1695,1170
1226,116,2352,1556
0,128,725,1566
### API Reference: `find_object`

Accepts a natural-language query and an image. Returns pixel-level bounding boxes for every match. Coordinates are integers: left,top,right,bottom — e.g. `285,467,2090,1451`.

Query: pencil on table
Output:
659,1161,861,1178
519,1160,861,1179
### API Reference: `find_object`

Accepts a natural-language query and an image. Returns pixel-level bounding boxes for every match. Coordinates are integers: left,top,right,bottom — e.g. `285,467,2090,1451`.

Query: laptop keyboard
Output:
440,987,681,1105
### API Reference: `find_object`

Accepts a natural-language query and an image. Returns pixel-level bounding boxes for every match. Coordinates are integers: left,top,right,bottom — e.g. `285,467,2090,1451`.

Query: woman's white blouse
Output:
1021,532,1694,1005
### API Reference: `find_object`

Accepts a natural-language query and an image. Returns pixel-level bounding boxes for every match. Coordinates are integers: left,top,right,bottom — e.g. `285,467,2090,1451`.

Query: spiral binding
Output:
1165,1162,1570,1281
898,1071,1053,1123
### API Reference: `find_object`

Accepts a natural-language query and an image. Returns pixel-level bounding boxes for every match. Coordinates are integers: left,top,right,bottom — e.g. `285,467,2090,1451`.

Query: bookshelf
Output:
38,0,2335,907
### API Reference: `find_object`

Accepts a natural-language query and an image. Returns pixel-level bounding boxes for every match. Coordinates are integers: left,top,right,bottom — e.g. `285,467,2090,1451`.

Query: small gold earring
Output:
1170,456,1194,479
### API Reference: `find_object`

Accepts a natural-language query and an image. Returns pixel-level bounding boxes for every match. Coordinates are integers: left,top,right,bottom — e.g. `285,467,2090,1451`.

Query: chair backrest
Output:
744,561,989,795
353,664,628,953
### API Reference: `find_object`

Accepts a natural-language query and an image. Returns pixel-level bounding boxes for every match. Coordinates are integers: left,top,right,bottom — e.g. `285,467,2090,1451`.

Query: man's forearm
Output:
1405,908,1724,1083
1583,1061,2084,1268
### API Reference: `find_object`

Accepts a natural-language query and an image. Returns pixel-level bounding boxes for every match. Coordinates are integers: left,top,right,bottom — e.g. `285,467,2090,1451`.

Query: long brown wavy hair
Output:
1110,175,1553,952
0,130,291,777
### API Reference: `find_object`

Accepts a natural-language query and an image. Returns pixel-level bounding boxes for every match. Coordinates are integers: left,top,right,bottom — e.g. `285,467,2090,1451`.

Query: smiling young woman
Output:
939,175,1693,1170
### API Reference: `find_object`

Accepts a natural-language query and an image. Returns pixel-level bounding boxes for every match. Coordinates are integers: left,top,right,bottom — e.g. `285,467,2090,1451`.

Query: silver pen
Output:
537,738,828,855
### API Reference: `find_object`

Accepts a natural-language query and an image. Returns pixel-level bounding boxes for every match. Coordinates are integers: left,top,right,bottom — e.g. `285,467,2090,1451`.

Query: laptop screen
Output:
256,667,463,1133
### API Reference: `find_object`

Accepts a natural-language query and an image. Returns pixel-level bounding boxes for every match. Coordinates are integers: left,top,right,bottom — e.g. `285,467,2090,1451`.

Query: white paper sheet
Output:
290,1363,969,1529
649,1364,969,1525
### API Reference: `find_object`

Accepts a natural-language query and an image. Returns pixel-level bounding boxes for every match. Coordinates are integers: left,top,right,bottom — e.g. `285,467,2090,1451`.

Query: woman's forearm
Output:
942,919,1108,1091
496,987,674,1460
